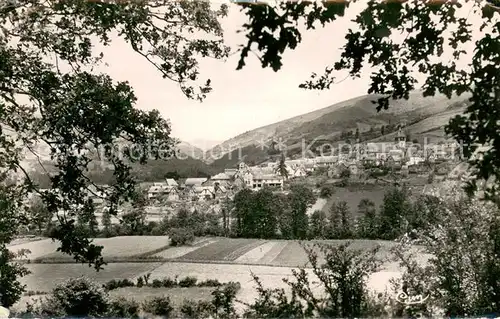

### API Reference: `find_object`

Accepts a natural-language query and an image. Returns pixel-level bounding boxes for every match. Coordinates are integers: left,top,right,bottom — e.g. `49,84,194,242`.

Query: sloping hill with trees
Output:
205,91,470,162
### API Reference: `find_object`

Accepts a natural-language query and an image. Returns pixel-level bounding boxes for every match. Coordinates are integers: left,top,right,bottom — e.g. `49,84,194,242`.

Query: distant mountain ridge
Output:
19,91,472,185
176,141,205,160
205,91,471,167
21,138,213,187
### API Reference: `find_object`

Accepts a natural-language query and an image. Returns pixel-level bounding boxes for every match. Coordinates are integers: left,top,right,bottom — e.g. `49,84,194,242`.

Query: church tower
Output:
395,119,407,148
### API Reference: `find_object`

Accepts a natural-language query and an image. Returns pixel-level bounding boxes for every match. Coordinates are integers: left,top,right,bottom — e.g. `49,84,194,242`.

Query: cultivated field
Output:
13,236,431,315
172,238,396,267
153,238,219,259
146,262,402,307
109,286,216,305
11,236,403,267
20,262,163,292
9,236,171,261
177,238,266,262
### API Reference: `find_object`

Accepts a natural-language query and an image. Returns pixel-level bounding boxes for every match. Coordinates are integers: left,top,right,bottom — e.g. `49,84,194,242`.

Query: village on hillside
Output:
32,121,489,232
144,126,471,199
75,124,482,225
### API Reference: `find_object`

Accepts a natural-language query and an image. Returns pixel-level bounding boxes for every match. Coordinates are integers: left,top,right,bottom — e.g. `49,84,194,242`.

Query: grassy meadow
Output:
10,235,430,314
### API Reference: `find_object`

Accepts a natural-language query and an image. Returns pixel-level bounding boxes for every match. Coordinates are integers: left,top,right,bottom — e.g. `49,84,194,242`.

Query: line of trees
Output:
311,186,442,241
25,183,438,244
230,184,440,242
232,185,316,240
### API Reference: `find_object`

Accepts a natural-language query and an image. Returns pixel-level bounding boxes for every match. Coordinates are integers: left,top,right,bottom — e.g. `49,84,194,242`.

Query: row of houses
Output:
146,160,292,201
147,177,232,202
145,135,485,201
211,162,287,192
277,135,461,170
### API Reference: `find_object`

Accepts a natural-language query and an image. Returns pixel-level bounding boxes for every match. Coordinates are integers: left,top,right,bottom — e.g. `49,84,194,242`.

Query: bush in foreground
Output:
108,297,140,318
51,277,109,317
179,299,215,319
142,296,174,317
168,227,195,246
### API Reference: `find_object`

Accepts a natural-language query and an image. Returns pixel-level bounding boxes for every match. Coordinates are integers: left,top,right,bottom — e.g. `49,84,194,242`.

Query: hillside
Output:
23,139,213,187
176,141,204,160
205,91,471,163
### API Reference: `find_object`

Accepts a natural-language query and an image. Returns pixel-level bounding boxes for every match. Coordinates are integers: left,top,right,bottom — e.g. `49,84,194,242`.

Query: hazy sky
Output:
95,2,375,149
96,1,480,149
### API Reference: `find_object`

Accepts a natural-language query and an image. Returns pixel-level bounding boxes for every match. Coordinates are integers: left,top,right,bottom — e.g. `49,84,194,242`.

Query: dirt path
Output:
306,198,327,216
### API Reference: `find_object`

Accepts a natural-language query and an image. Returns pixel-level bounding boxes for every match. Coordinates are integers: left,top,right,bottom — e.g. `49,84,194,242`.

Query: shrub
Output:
168,227,195,246
319,185,334,198
108,297,140,318
151,279,163,288
142,296,174,317
142,273,151,285
179,299,214,319
103,278,135,291
51,277,109,317
121,278,135,287
197,279,222,287
162,277,177,288
211,283,240,318
136,277,144,288
244,243,381,318
13,296,65,318
178,276,198,287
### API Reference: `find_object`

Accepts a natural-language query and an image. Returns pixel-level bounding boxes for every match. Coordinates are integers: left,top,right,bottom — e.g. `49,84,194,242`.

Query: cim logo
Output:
396,292,430,306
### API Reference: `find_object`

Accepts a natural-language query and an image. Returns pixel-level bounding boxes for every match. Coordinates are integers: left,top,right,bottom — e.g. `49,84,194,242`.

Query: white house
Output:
315,156,338,167
148,181,180,201
189,186,215,201
250,174,284,191
407,156,425,166
291,166,307,178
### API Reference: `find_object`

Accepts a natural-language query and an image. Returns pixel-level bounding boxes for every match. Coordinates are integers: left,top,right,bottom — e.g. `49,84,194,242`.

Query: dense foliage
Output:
391,182,500,317
17,276,241,318
232,185,315,239
168,227,196,246
0,0,230,306
230,184,439,242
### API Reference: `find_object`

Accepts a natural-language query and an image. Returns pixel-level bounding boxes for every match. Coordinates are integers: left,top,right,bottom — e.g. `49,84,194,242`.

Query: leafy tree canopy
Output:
237,0,500,202
0,0,228,275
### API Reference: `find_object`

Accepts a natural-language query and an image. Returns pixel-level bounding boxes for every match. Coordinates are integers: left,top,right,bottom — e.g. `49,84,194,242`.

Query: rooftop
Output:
253,174,283,180
185,177,208,186
165,178,178,187
211,172,231,180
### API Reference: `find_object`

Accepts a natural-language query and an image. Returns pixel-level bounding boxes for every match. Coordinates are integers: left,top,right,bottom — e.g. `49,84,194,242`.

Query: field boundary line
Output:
223,240,267,261
25,257,166,264
132,244,171,258
255,241,288,265
169,258,310,269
